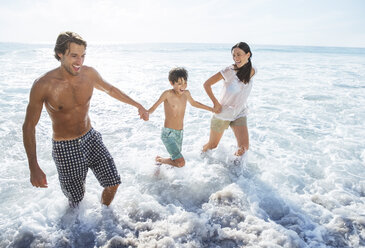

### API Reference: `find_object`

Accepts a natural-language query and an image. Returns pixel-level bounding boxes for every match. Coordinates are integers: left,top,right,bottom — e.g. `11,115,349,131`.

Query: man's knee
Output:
105,184,119,193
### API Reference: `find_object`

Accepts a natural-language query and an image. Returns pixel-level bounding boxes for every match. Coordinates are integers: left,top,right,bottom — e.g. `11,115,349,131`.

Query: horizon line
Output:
0,41,364,50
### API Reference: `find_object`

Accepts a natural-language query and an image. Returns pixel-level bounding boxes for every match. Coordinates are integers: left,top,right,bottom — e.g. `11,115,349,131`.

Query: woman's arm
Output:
203,72,223,113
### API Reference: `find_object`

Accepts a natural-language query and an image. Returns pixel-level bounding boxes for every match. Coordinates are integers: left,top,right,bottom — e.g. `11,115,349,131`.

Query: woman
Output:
202,42,256,157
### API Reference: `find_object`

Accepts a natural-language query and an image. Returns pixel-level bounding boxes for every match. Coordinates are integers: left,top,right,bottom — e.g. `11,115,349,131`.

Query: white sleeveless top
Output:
214,65,256,121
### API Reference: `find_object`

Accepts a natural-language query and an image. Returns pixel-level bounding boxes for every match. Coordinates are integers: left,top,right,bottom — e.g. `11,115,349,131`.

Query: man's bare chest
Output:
45,82,93,112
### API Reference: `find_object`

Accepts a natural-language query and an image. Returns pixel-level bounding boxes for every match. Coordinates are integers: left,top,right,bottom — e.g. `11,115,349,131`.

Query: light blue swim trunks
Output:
161,127,184,160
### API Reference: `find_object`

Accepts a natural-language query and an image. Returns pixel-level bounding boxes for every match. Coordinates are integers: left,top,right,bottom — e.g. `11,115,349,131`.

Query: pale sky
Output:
0,0,364,47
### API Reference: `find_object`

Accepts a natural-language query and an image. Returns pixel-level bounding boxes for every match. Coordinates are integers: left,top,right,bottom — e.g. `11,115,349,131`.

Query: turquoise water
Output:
0,42,364,247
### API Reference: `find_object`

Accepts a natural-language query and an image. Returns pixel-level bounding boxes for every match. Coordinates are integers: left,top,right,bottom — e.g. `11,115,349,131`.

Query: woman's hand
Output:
213,102,222,113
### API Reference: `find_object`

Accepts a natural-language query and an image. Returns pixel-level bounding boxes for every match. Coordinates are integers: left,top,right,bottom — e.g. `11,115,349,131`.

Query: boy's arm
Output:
148,90,168,114
185,90,213,112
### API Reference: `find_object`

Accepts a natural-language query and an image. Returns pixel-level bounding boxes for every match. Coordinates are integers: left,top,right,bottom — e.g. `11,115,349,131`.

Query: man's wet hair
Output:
54,31,87,61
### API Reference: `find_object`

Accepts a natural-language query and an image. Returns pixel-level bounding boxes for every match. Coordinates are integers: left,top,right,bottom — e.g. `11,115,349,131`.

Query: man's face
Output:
58,42,86,76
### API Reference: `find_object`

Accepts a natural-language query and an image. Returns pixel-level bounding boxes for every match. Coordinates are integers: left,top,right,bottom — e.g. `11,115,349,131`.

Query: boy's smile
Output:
171,78,187,95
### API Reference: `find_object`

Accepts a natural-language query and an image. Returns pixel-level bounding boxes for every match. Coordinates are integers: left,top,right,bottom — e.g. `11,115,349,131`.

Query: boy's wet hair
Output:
168,67,188,84
54,31,87,61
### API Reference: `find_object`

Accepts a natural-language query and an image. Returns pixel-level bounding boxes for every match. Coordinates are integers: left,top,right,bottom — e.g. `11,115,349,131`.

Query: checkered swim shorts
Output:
52,128,121,204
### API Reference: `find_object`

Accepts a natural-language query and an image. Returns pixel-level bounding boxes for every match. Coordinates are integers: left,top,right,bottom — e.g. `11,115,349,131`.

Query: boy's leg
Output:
159,128,185,167
156,156,185,167
101,184,119,206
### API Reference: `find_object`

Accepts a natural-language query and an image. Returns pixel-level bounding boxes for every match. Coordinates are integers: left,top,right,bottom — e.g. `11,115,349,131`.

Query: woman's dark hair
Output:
54,31,87,61
168,67,188,84
231,42,252,84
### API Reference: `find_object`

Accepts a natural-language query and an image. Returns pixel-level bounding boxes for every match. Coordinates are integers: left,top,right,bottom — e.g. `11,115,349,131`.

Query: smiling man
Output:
22,31,149,207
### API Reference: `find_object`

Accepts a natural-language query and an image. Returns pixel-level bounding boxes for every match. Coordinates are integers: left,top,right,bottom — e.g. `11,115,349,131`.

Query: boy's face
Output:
170,77,187,95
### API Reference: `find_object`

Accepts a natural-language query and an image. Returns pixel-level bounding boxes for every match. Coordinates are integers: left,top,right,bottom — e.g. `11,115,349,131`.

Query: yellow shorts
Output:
210,116,247,133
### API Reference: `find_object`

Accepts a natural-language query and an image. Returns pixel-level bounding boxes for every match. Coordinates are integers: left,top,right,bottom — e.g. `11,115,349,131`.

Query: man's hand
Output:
30,165,48,188
138,106,149,121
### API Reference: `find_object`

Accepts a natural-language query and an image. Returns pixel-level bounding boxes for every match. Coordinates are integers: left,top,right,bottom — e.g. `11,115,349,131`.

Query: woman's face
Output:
232,47,250,68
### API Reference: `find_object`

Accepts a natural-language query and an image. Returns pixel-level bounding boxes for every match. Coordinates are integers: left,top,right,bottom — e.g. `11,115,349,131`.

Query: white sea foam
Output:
0,43,364,247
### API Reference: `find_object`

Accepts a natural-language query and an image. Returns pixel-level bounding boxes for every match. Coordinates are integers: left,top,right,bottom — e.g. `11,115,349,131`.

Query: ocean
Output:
0,42,364,248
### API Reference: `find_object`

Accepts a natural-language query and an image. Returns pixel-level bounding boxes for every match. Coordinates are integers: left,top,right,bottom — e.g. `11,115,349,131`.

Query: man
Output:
22,31,149,207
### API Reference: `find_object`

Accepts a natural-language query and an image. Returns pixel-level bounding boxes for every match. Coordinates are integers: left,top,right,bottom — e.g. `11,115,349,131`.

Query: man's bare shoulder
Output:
81,65,96,73
81,65,100,78
33,68,61,88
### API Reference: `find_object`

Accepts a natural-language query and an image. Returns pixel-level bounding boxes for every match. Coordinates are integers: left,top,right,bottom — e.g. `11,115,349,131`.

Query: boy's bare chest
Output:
165,95,187,115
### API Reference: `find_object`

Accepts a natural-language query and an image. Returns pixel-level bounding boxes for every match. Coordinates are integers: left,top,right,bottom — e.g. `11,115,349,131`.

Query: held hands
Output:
30,165,48,188
213,102,222,114
138,106,149,121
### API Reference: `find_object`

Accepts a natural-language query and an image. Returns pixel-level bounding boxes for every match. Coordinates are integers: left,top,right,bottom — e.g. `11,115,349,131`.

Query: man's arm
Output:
22,80,48,188
185,90,213,112
92,68,149,120
148,91,168,114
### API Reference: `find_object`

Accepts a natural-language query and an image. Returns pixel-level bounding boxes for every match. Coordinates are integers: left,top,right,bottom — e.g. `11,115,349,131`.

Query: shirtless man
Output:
22,31,149,207
148,67,213,167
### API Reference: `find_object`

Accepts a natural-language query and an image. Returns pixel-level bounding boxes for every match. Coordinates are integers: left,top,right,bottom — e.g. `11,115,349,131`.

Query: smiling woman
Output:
202,42,256,158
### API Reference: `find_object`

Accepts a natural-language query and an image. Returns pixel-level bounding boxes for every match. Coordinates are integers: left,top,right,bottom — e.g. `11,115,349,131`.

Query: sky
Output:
0,0,364,48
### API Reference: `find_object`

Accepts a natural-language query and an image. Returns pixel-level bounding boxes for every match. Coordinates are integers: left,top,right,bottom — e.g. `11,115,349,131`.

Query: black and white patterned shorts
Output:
52,128,121,204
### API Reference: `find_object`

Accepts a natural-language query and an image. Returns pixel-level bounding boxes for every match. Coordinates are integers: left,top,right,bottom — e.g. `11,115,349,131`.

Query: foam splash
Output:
1,43,365,247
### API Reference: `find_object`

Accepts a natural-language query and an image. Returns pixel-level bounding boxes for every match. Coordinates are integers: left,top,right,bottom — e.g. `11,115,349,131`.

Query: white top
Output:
214,65,256,121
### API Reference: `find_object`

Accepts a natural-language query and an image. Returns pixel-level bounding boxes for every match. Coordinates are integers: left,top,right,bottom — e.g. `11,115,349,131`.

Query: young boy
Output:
148,67,213,167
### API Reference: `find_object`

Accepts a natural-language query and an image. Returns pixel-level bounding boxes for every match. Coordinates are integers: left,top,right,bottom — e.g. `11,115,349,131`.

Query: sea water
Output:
0,42,364,248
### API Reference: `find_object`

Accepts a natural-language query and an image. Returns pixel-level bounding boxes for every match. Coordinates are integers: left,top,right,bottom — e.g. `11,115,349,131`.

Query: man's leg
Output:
101,184,119,206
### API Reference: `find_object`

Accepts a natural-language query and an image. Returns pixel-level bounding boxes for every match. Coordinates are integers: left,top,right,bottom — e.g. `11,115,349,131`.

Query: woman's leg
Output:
231,125,249,156
202,129,225,152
